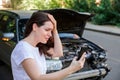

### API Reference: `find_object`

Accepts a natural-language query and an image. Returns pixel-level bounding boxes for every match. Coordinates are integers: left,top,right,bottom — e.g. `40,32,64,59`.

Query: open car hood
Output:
42,9,93,37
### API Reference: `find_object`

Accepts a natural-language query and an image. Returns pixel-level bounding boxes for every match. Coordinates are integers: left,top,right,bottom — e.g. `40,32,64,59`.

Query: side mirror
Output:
3,32,14,39
2,33,15,41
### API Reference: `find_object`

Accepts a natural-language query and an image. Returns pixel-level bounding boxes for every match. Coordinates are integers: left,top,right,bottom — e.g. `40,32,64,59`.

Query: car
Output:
0,9,110,80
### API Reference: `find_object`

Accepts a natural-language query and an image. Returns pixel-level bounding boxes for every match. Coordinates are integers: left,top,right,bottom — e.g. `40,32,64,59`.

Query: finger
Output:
79,52,86,61
73,56,77,61
47,14,57,31
82,58,86,67
47,14,56,24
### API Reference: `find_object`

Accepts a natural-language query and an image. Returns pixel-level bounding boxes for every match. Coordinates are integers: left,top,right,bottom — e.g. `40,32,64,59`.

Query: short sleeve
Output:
11,44,34,66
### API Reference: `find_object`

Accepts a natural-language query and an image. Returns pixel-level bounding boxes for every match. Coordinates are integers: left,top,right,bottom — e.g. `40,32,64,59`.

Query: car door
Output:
0,14,17,66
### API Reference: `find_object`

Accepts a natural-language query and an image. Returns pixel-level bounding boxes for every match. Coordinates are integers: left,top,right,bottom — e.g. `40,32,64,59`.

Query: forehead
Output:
43,21,53,29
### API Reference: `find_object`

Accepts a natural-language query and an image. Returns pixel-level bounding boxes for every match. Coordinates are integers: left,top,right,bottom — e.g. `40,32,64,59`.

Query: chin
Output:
41,41,47,44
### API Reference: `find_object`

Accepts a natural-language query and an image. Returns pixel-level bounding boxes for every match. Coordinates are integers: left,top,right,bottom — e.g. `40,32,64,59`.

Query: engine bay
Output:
60,38,107,70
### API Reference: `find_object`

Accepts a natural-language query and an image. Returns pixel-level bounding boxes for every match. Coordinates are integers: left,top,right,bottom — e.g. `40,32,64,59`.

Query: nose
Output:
48,31,52,37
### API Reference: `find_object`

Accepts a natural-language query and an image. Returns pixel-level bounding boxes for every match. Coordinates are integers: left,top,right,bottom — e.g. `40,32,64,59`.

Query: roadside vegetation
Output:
3,0,120,27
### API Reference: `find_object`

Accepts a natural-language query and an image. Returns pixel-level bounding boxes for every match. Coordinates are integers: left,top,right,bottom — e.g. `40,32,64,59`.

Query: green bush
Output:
65,0,89,12
112,0,120,13
92,14,106,25
90,0,120,27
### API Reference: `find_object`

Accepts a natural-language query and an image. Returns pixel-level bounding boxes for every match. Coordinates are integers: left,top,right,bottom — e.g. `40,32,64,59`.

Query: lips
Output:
46,38,49,41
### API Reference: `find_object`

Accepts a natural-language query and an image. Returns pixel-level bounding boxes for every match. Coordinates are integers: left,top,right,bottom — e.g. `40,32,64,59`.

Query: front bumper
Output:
64,68,108,80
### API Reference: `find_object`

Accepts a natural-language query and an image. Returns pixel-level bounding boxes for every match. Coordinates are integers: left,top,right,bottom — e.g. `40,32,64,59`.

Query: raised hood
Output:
42,9,93,37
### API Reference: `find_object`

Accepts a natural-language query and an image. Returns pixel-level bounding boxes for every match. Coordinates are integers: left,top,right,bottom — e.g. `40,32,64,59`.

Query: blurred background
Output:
0,0,120,28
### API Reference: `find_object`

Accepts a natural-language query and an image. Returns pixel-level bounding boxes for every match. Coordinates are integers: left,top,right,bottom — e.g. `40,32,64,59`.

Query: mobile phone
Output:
77,46,88,60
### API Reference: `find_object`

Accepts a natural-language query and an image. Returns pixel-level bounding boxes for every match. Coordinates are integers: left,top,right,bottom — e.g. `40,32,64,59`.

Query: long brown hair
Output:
36,36,54,56
24,11,54,56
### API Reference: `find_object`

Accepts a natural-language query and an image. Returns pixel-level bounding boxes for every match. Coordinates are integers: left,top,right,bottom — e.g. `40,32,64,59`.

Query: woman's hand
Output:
69,52,86,73
47,14,57,33
47,14,63,57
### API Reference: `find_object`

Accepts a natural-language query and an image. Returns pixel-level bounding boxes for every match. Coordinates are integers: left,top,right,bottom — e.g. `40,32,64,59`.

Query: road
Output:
83,30,120,80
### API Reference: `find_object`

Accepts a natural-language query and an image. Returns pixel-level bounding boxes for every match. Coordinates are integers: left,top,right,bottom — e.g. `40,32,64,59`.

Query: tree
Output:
65,0,89,12
10,0,23,9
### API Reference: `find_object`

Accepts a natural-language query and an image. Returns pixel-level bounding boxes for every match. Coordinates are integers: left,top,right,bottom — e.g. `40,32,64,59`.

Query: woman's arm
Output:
47,14,63,57
22,53,85,80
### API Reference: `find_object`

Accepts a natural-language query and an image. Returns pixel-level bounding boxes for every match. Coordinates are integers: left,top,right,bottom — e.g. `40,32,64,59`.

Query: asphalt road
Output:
83,30,120,80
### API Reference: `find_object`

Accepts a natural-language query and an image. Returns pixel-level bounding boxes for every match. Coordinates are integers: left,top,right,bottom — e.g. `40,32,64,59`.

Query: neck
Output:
23,34,38,47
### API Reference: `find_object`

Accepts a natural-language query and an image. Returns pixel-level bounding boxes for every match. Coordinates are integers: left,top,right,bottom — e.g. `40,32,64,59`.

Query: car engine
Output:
46,38,110,79
61,38,107,69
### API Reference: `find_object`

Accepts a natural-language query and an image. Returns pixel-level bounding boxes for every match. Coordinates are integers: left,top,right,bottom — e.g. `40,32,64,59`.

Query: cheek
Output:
39,33,48,43
41,30,47,36
38,30,47,39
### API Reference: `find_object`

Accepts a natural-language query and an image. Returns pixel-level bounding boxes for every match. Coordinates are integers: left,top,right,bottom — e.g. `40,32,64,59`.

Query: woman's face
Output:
35,21,54,44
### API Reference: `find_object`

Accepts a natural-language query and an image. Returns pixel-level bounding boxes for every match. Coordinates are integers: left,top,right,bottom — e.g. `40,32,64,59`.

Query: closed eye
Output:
45,29,51,31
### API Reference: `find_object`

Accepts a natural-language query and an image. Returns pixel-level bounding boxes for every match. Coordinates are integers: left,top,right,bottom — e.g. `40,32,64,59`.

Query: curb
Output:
85,22,120,36
85,28,120,36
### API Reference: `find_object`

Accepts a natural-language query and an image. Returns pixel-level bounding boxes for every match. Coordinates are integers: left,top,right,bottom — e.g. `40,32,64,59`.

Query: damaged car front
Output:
43,9,110,80
0,9,110,80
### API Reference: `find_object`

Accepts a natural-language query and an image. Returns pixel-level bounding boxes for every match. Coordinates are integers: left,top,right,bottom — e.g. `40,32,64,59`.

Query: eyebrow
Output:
45,26,53,30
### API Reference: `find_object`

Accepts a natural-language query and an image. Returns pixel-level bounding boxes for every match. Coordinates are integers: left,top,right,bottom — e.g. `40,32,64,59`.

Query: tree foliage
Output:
65,0,89,12
10,0,66,10
9,0,120,27
10,0,23,9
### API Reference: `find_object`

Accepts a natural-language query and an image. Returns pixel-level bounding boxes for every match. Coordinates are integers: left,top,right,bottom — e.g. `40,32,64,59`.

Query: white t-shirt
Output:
11,41,47,80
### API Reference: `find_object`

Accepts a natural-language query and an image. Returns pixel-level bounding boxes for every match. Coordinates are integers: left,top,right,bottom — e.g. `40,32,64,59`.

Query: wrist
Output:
53,30,58,34
68,61,81,74
67,66,77,74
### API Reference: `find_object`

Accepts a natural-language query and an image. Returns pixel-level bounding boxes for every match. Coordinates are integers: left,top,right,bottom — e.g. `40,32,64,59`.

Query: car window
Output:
0,15,8,32
18,19,29,40
0,15,16,32
0,14,3,20
0,15,17,42
0,14,3,31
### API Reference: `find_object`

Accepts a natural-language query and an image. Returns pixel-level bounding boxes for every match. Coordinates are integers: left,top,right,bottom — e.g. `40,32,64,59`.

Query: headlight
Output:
46,59,63,71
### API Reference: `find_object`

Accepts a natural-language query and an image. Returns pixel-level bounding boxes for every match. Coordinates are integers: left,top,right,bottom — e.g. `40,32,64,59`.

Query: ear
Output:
32,23,38,31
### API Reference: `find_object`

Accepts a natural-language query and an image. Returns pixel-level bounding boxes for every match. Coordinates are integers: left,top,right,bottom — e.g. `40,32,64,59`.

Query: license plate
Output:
46,60,63,71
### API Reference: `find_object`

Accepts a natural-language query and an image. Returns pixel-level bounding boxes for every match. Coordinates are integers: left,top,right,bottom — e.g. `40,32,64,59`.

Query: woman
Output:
11,11,85,80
